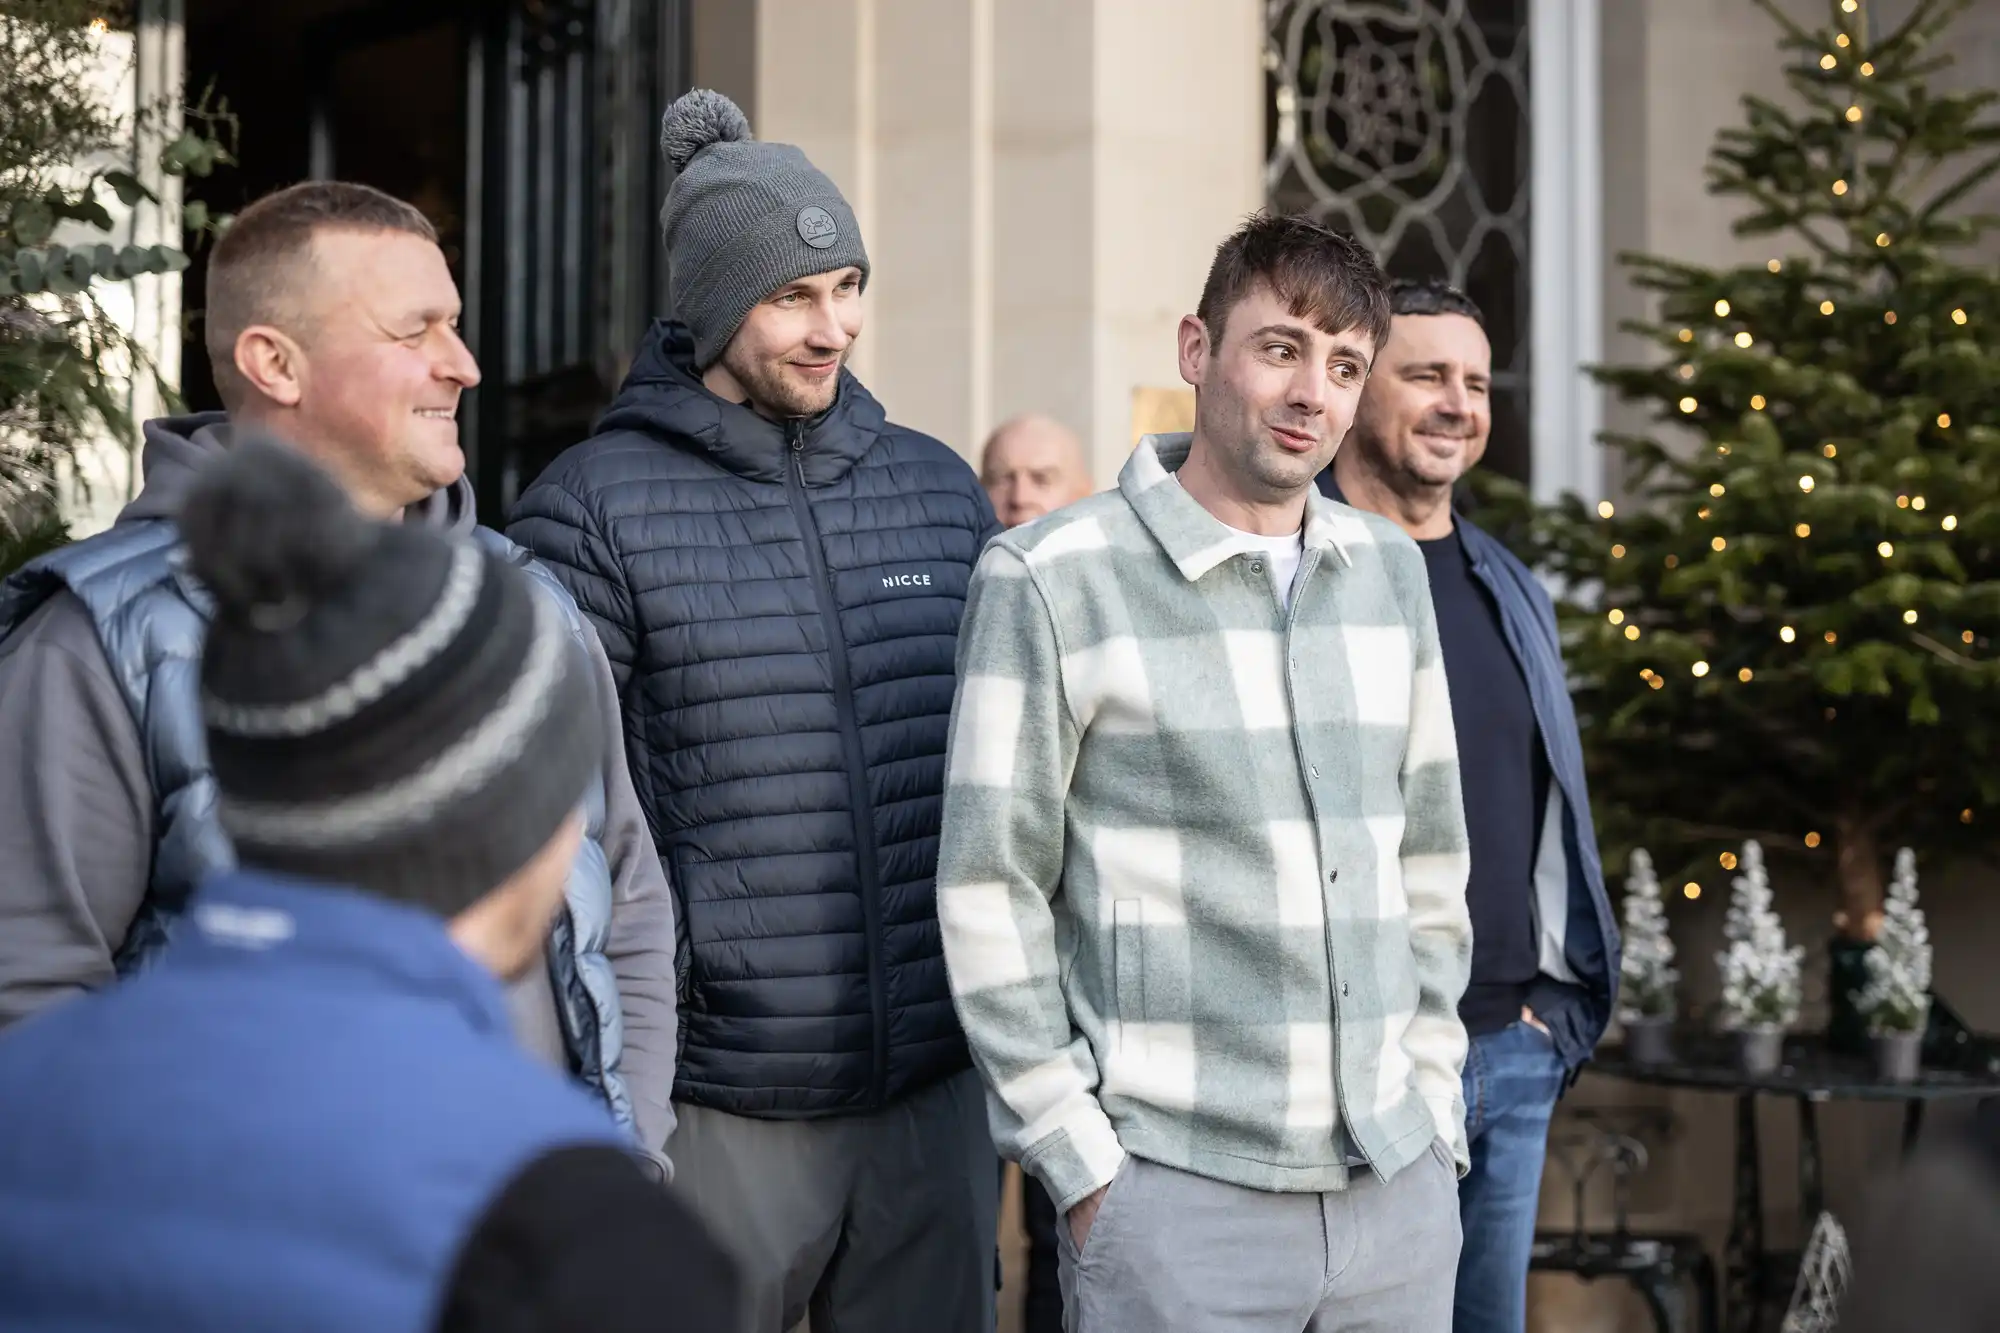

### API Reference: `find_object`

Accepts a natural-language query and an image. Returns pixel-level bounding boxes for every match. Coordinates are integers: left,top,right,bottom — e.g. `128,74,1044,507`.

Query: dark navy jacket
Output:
0,870,622,1333
510,321,1000,1116
1318,472,1621,1073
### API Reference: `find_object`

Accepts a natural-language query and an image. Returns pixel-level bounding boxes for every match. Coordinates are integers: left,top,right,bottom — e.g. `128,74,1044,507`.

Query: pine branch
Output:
1917,150,2000,227
1875,0,1971,58
1909,630,1979,668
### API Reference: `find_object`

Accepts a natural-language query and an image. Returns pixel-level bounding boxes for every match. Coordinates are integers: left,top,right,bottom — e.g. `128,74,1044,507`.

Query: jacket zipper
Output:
782,420,890,1108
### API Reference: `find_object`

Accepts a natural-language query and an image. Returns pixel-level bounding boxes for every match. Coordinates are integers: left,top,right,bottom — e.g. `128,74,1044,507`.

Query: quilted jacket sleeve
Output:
508,472,680,1158
583,625,680,1164
508,476,640,696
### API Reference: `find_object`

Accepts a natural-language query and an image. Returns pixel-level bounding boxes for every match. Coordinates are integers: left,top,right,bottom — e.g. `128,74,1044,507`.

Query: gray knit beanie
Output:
658,89,870,370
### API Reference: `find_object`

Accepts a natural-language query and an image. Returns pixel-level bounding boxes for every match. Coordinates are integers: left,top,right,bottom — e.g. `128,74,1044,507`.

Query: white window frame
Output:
1529,0,1603,506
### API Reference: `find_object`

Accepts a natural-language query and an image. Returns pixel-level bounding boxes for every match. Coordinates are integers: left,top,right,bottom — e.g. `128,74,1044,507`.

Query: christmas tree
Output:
1719,841,1807,1029
1853,847,1933,1032
1618,849,1680,1021
1481,0,2000,935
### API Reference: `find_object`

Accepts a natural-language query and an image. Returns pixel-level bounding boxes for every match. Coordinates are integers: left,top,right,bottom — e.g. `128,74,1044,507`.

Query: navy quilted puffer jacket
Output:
508,321,999,1117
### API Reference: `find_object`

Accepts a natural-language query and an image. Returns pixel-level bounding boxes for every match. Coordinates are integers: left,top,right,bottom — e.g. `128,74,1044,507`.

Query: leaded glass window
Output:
1266,0,1532,482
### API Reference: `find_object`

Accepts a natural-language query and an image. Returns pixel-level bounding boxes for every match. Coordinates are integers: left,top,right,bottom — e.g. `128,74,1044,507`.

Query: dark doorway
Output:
307,9,470,272
182,0,691,519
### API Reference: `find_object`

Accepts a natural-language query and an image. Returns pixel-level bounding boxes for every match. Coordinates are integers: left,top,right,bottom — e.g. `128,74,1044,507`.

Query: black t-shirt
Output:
1417,525,1551,1037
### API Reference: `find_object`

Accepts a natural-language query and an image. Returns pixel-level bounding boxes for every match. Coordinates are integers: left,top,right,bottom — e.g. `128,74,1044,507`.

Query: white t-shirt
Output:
1226,523,1306,610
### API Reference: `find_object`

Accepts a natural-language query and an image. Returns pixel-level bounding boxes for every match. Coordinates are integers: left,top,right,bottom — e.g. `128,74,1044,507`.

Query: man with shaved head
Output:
0,182,683,1178
979,413,1095,529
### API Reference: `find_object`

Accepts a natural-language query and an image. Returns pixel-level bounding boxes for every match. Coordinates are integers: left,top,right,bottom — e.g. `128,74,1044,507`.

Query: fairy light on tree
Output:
1464,0,2000,941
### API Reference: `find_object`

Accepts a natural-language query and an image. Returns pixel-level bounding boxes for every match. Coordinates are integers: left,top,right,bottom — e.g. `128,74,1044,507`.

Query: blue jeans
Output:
1454,1020,1567,1333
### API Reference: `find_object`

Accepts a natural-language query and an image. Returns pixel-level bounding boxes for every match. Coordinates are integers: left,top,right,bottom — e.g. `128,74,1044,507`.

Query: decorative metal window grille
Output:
461,0,691,519
1266,0,1532,481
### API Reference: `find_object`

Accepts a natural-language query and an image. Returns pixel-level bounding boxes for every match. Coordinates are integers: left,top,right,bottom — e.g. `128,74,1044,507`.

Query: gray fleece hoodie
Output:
0,412,682,1158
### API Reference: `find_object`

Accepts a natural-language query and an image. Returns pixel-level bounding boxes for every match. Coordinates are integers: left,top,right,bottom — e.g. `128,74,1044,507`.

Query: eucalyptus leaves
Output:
0,3,237,545
2,172,190,298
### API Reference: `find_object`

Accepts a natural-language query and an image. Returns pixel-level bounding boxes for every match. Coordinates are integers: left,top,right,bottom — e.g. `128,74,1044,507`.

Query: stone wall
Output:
694,0,1263,484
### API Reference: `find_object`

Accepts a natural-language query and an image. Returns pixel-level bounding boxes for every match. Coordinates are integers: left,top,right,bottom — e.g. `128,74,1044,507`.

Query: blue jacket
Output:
0,869,623,1333
1318,473,1621,1072
0,418,648,1133
510,320,1000,1117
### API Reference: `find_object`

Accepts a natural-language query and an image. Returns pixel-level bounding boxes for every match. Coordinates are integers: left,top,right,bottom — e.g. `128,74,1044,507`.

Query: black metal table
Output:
1589,1031,2000,1333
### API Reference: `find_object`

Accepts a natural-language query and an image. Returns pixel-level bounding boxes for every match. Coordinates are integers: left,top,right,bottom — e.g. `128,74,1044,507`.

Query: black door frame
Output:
301,0,694,522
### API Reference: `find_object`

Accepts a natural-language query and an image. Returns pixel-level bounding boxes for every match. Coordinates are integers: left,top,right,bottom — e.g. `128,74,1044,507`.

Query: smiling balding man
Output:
0,181,680,1173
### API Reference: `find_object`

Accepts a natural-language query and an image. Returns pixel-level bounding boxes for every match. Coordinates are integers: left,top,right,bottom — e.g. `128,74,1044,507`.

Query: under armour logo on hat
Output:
797,205,838,249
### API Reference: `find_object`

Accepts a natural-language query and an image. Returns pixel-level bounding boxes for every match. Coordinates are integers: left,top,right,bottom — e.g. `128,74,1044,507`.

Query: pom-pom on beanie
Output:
657,88,870,370
180,438,603,918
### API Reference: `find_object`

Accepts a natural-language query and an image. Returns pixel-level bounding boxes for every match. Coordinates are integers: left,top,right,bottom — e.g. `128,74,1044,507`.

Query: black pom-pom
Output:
180,437,379,627
660,88,752,172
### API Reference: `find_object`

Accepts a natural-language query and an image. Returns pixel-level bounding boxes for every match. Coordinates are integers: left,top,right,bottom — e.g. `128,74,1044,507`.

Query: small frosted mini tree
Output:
1718,840,1806,1028
1619,849,1680,1021
1853,847,1932,1034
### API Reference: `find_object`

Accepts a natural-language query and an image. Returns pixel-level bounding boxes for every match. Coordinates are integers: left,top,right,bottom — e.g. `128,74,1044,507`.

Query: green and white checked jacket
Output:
937,433,1473,1213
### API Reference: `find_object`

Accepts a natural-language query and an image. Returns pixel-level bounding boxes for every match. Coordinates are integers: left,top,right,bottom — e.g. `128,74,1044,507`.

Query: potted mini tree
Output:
1852,847,1932,1080
1618,849,1680,1065
1718,841,1805,1074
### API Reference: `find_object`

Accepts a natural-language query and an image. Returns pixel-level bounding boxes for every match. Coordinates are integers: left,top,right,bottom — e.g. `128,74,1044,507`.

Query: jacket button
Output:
1250,560,1265,574
1311,765,1320,777
1327,869,1338,884
1342,982,1350,997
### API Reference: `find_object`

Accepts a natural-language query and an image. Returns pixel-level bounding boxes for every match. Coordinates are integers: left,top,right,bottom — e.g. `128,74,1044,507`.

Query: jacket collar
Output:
1122,433,1356,582
175,871,513,1038
595,320,887,486
125,411,479,534
1315,466,1496,569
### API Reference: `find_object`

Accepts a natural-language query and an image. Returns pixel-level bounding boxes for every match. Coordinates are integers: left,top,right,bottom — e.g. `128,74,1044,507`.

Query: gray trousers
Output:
1057,1139,1462,1333
667,1069,998,1333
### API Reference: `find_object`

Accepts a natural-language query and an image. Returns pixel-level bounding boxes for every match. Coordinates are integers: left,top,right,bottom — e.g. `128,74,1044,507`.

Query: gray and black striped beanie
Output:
658,88,870,370
179,438,602,918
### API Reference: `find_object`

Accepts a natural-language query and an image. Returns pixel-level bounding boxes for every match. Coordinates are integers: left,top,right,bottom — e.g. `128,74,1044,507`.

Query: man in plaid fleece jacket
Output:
939,215,1473,1331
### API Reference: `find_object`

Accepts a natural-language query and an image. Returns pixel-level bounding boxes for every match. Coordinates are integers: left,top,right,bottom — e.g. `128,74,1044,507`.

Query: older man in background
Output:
979,413,1094,529
975,411,1092,1333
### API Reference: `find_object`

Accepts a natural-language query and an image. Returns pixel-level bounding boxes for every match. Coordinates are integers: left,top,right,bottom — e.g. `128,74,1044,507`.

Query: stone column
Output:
717,0,1262,478
755,0,880,384
1083,0,1263,484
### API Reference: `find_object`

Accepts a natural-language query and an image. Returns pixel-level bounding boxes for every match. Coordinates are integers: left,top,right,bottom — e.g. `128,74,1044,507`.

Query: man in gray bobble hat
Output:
657,92,872,373
509,90,1003,1333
